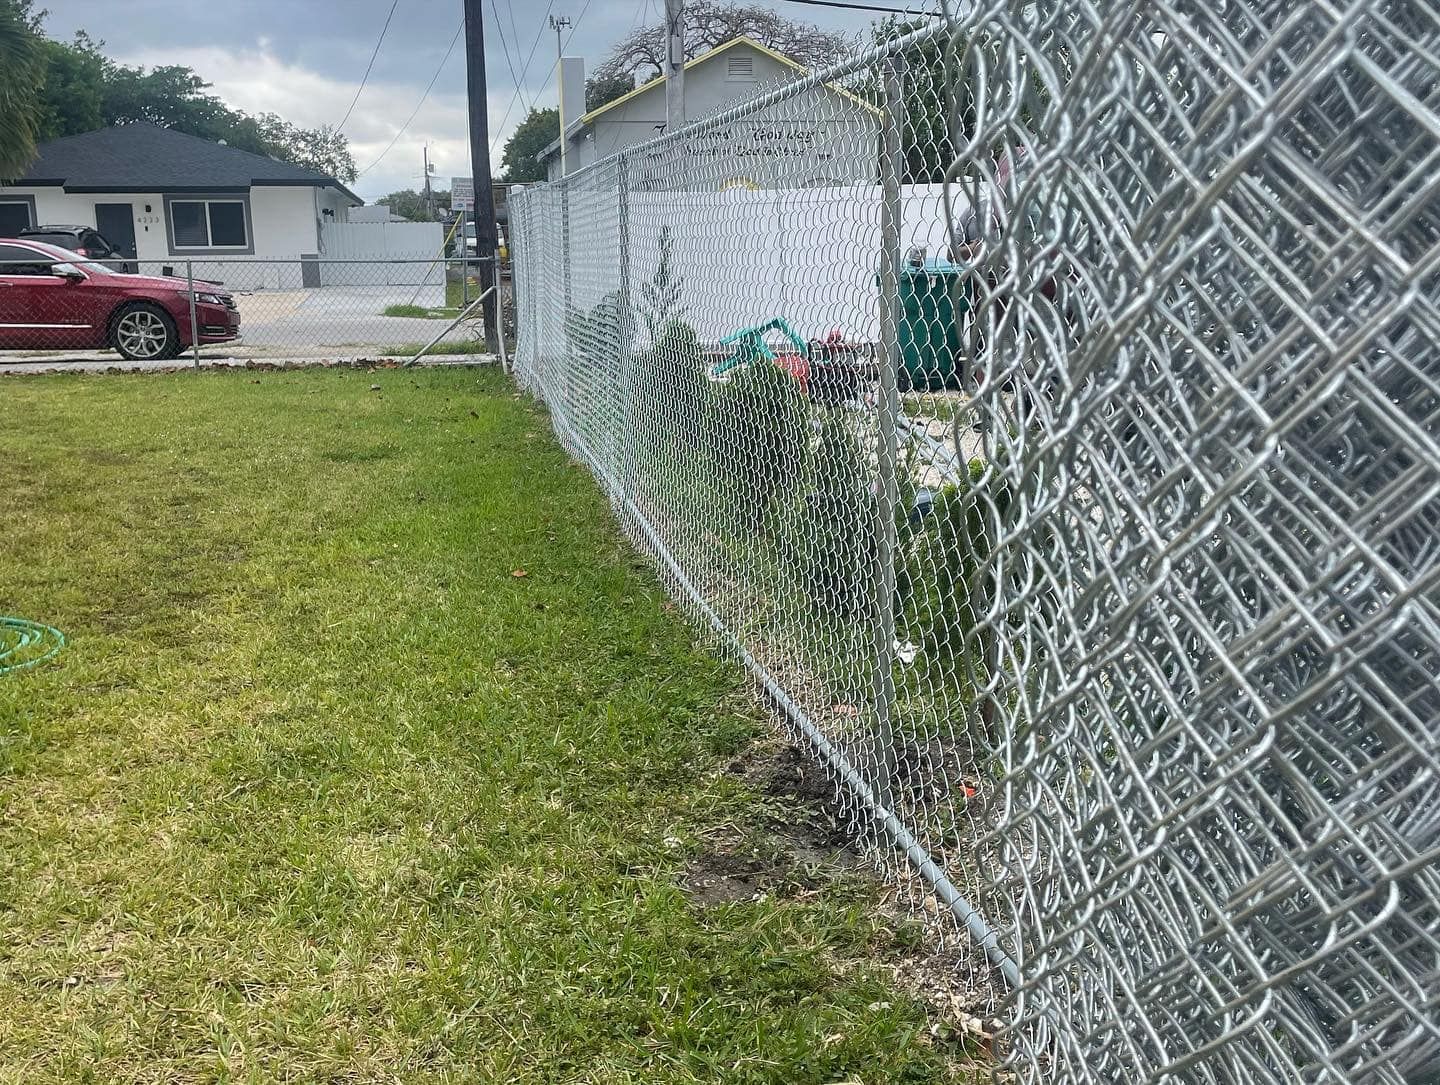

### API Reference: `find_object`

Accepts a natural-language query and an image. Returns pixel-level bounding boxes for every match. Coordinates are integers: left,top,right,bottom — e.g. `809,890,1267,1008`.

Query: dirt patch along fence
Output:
509,6,1440,1083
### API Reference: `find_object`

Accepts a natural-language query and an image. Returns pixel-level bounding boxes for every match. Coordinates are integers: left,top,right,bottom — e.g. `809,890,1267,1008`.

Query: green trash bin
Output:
895,261,971,391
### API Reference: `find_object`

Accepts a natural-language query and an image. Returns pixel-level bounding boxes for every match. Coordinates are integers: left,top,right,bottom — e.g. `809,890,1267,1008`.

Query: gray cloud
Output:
41,0,879,202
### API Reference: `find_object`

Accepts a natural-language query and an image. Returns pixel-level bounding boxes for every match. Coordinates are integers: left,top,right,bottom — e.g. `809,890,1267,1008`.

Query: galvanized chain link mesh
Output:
510,3,1440,1080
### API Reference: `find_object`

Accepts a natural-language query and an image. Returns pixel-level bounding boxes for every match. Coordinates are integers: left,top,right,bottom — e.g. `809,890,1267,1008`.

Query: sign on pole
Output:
451,176,475,212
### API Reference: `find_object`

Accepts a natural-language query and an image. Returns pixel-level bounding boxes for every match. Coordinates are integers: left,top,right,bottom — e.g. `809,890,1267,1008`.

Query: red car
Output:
0,238,239,360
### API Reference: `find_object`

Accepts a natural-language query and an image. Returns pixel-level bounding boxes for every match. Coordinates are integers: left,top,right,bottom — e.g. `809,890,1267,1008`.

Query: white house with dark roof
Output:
538,37,879,188
0,123,361,267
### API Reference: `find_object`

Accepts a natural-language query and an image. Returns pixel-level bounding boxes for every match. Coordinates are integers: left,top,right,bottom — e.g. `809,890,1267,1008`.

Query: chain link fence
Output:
0,253,508,366
510,3,1439,1082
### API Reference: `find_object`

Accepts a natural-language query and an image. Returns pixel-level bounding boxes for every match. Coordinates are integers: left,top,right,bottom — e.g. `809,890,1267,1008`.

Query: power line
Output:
336,0,400,133
503,0,526,87
358,22,464,177
487,0,593,157
776,0,938,13
486,0,556,151
489,0,530,114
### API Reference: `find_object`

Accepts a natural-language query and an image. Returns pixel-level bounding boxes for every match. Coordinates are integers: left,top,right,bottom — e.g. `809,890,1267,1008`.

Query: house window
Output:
0,197,36,236
163,195,252,253
726,54,756,81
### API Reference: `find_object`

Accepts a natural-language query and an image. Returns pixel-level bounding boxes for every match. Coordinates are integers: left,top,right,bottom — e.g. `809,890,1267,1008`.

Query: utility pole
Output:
422,144,434,219
550,15,572,177
664,0,684,133
464,0,500,354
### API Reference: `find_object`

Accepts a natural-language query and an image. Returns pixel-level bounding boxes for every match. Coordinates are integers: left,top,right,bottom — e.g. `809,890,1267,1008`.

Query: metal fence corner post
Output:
870,50,909,809
616,153,635,504
185,260,200,370
561,184,574,415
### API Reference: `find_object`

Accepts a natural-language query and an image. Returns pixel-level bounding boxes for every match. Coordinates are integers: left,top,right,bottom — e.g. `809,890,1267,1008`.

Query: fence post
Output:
496,248,509,372
561,185,573,415
185,260,200,370
460,208,469,308
869,52,907,808
616,154,634,502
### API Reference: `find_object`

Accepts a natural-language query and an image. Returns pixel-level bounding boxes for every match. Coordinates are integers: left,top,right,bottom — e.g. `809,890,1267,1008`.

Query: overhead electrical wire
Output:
488,0,594,153
502,0,528,97
490,0,532,115
336,0,401,132
358,21,464,177
486,0,557,152
776,0,939,13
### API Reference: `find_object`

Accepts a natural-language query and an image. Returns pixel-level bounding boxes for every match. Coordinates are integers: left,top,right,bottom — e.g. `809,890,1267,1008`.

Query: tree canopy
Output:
500,107,559,184
593,0,848,84
585,72,635,113
377,188,451,222
0,0,356,182
0,0,45,177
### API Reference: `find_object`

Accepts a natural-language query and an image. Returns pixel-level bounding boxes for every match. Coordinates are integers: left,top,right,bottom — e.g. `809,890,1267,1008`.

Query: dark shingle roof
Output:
13,123,360,203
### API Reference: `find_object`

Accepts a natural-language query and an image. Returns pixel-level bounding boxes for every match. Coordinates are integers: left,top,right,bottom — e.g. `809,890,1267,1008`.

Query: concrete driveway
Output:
0,283,487,365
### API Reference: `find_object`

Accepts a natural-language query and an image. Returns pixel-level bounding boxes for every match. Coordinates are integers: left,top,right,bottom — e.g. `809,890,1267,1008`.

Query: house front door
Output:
95,203,138,260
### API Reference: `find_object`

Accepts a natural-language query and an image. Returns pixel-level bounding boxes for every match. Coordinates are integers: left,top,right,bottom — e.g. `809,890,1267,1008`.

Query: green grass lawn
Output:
382,338,494,357
0,368,973,1083
382,279,476,319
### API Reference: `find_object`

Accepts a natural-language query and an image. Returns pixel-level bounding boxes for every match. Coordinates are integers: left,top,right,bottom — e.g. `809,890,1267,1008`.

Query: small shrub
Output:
712,361,808,531
903,458,1015,688
630,320,713,522
648,319,708,434
773,418,878,623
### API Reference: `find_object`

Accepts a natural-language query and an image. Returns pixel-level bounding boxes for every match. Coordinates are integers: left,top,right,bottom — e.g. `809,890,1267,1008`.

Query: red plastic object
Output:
773,352,810,390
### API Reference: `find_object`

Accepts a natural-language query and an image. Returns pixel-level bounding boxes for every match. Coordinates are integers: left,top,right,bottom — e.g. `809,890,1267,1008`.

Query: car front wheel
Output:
111,303,180,361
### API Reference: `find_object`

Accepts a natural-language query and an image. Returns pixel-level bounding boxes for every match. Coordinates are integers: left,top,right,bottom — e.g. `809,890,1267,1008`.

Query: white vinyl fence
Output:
319,221,447,287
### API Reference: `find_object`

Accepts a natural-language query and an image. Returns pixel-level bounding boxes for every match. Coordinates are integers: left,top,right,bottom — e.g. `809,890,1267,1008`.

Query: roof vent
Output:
726,54,755,81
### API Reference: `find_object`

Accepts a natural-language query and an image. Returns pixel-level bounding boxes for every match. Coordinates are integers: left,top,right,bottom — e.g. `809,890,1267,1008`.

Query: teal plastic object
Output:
711,318,810,379
896,261,973,391
0,617,65,674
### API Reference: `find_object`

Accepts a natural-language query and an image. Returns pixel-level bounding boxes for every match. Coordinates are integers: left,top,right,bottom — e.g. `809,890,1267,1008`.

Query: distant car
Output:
456,221,508,262
19,224,136,274
0,238,239,361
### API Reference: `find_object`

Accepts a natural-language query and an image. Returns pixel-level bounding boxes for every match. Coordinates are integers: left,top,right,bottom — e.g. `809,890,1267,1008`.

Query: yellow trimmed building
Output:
538,37,880,189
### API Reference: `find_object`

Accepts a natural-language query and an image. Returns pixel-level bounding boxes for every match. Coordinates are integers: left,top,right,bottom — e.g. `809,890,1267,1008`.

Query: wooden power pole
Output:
463,0,500,354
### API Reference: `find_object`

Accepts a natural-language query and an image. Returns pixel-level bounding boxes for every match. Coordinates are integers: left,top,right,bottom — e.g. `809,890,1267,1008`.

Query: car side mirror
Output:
51,263,85,283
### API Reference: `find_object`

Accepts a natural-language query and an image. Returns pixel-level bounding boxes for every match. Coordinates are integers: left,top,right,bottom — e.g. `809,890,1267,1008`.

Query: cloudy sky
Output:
38,0,880,203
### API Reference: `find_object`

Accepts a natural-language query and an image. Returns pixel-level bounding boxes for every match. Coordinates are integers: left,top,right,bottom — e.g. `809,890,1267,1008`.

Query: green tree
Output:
9,9,359,182
376,188,451,221
855,17,1053,184
585,72,634,112
35,32,105,140
100,64,234,138
248,113,357,182
0,0,45,178
500,107,558,183
851,18,962,184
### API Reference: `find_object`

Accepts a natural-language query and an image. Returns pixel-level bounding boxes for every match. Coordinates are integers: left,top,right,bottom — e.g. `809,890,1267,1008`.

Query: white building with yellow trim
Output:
538,37,880,189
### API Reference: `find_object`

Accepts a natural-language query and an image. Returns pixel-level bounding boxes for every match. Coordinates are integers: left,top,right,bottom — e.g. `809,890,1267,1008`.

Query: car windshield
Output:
9,238,118,274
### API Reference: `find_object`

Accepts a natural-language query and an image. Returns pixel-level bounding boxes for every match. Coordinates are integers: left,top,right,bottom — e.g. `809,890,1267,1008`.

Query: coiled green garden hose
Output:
0,617,65,674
